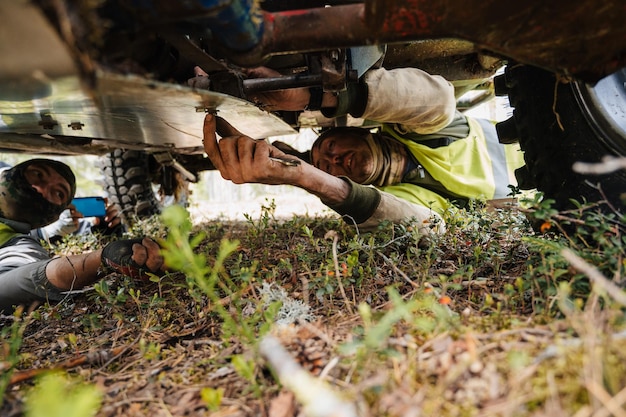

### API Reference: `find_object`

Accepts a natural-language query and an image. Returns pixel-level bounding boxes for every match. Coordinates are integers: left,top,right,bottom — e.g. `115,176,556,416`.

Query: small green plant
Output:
0,307,28,407
200,387,224,411
24,372,102,417
138,337,162,360
520,198,624,311
92,280,127,306
243,199,278,241
341,287,454,360
231,354,262,397
159,205,277,344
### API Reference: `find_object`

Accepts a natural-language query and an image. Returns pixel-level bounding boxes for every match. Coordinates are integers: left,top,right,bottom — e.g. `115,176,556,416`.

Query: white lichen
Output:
259,282,316,325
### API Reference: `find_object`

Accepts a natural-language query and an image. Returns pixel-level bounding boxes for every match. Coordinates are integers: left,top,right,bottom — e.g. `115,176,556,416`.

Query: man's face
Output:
24,162,72,205
0,159,75,228
310,133,375,183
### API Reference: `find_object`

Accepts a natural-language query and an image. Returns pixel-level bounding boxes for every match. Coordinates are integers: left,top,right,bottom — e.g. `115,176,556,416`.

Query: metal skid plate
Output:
0,71,295,154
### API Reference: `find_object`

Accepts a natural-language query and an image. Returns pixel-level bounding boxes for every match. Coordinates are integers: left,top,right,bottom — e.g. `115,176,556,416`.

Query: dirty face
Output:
23,163,72,206
310,131,375,184
0,159,75,228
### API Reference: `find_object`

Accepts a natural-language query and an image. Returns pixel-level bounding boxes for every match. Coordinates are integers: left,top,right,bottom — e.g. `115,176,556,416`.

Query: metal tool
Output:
269,156,301,166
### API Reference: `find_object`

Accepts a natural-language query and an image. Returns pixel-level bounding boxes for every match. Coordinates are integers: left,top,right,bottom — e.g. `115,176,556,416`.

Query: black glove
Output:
101,238,152,280
320,78,368,119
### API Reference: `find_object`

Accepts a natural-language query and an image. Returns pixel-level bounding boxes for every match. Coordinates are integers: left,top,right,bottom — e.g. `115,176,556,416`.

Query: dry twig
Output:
572,156,626,175
325,230,354,315
259,334,359,417
561,249,626,306
9,345,128,385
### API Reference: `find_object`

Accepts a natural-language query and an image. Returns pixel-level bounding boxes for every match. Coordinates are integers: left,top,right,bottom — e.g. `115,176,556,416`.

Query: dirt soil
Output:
1,207,624,417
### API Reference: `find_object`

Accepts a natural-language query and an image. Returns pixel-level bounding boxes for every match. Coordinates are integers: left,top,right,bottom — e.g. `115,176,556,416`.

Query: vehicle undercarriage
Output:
0,0,624,220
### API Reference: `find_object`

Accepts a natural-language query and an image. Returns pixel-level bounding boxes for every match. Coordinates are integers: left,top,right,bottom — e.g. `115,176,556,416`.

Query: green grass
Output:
0,198,624,416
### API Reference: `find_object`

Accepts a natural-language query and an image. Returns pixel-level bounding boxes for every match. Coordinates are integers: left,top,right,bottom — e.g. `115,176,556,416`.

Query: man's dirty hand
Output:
203,114,304,186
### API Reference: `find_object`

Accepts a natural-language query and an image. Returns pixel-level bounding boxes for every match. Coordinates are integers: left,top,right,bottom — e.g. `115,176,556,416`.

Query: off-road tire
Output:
100,149,161,224
495,65,626,214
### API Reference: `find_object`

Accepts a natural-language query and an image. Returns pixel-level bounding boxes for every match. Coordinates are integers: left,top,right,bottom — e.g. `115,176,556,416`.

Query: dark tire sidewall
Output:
99,149,161,225
503,65,626,212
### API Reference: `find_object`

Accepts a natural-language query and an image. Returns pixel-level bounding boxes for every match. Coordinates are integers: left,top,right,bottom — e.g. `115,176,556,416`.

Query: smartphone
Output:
71,197,107,217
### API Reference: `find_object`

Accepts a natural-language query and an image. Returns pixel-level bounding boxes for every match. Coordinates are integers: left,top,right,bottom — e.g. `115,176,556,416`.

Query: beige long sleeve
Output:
357,191,446,234
361,68,457,134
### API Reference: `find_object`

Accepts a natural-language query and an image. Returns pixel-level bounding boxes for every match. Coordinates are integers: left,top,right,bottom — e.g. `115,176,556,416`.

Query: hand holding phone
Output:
71,197,107,218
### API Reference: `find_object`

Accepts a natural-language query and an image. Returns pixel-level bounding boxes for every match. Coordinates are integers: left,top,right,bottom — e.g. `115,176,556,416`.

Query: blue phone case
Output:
71,197,106,217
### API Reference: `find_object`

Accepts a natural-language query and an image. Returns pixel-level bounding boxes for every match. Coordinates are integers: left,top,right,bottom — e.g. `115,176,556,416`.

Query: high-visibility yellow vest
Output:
380,117,525,213
0,223,19,248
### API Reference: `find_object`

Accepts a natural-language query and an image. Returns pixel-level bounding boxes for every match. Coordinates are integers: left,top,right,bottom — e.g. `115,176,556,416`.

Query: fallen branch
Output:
376,250,420,289
325,230,354,315
572,156,626,175
561,248,626,307
259,334,359,417
9,345,127,385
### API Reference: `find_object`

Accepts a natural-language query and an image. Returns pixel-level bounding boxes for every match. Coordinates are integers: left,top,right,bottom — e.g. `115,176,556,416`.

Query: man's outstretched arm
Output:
203,114,351,206
203,115,444,233
242,66,456,134
45,237,165,290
